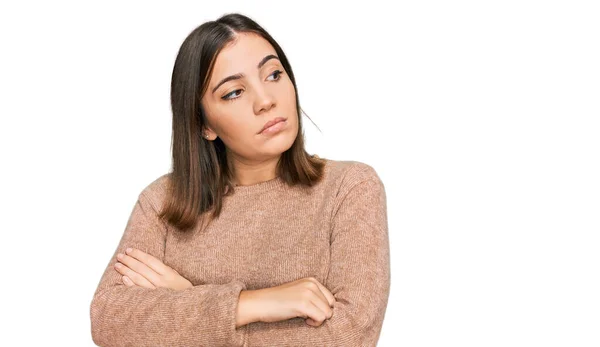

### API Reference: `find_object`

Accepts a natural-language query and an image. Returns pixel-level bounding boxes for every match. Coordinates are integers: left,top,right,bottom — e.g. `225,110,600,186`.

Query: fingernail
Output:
117,253,123,260
126,248,132,254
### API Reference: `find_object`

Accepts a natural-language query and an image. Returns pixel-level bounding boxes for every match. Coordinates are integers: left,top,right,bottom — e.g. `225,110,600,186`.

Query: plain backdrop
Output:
0,1,598,346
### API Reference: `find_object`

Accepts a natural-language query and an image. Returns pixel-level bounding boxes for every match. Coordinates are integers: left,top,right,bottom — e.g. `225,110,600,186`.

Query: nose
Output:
253,85,275,114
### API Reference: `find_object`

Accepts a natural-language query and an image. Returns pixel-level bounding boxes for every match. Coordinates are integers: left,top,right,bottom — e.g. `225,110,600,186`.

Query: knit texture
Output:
90,158,390,347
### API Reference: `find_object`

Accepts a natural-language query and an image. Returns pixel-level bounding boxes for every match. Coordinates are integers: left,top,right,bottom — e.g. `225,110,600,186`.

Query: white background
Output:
1,1,598,346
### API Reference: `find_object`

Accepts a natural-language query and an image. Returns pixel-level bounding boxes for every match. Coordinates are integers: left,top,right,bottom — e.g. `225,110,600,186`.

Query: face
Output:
200,32,298,162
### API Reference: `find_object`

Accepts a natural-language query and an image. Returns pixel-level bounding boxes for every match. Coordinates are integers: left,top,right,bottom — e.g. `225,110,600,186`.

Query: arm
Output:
90,190,248,347
247,166,391,346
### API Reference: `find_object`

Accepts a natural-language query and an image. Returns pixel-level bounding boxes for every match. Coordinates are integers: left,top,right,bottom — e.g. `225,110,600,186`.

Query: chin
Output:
260,129,296,155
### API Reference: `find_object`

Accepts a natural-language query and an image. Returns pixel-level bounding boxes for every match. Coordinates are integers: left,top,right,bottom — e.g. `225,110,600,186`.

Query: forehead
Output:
211,33,277,76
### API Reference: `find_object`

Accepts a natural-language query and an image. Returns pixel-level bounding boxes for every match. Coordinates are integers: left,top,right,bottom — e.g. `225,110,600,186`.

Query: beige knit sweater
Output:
90,158,390,347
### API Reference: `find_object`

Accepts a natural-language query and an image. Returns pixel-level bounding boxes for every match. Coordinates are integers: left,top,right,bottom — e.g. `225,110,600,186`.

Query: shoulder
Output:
323,158,384,197
325,158,382,186
324,159,387,220
138,173,172,209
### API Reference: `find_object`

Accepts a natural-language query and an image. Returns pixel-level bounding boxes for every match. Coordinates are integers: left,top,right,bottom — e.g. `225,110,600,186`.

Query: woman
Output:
90,12,390,347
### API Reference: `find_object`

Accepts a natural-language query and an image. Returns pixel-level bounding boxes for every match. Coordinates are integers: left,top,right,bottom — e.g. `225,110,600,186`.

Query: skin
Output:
115,248,192,291
115,32,300,286
115,248,335,327
114,32,335,327
201,31,299,186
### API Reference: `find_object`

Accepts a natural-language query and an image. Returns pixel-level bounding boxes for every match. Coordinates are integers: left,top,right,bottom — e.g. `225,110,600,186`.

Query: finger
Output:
305,318,320,327
308,279,336,307
307,289,333,320
305,299,330,326
125,248,167,275
307,284,332,312
117,252,161,286
122,276,134,286
305,317,327,327
114,262,156,289
313,280,336,307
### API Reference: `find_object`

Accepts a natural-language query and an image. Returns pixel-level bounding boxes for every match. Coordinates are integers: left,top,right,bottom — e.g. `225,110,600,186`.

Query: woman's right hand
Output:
242,277,337,327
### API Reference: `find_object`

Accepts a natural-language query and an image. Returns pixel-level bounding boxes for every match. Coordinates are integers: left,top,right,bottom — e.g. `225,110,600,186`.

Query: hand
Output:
114,247,193,291
248,277,337,327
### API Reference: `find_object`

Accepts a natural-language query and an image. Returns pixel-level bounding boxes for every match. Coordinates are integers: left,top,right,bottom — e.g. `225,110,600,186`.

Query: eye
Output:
267,69,284,81
221,70,284,103
221,89,242,102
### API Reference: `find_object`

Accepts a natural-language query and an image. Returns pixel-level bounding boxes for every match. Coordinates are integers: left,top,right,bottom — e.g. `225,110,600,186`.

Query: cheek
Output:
215,113,256,142
278,82,297,116
220,120,249,141
285,81,296,102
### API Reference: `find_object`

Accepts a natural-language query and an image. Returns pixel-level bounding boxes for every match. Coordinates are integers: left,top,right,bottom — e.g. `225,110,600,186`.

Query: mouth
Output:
258,117,287,134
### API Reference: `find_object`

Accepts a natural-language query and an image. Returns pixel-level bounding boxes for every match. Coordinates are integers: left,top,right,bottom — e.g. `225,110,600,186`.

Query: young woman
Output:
90,12,390,347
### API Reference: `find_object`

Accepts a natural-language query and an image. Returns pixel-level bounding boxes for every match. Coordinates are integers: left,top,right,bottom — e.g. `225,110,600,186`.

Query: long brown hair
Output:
159,13,325,232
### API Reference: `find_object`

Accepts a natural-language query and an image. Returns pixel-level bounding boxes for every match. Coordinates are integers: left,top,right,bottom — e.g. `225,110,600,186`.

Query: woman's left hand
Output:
114,247,193,291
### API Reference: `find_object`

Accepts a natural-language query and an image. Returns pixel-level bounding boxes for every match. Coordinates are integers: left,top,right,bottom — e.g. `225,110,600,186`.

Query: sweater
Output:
90,158,390,347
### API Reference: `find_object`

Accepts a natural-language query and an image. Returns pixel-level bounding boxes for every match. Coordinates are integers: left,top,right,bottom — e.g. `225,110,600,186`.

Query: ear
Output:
202,127,217,140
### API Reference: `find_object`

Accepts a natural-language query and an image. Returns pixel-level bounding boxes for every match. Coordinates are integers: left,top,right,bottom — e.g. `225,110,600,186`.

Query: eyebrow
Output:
211,54,280,94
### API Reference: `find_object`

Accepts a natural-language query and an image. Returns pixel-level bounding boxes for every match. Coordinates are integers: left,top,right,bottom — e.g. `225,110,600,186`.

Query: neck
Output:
229,154,281,187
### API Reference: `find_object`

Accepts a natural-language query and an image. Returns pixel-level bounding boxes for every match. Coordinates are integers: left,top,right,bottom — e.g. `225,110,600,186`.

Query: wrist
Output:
236,289,261,327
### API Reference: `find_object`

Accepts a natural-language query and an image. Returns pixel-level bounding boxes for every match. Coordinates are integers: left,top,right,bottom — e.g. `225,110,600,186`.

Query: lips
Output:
259,117,287,134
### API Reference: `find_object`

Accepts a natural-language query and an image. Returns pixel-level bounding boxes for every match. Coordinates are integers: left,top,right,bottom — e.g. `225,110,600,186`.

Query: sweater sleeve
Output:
89,190,248,347
247,166,391,346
